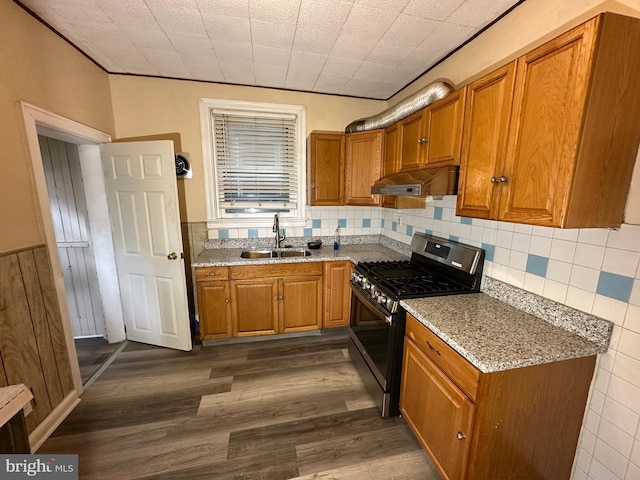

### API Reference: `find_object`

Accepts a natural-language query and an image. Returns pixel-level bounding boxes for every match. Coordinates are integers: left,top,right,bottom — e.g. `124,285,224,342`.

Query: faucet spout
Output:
273,214,286,248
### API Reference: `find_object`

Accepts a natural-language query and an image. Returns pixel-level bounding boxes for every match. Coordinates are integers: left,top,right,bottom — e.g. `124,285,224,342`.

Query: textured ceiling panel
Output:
18,0,524,99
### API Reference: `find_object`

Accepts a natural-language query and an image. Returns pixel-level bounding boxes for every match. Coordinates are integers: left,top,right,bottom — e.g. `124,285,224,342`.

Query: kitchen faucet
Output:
273,214,285,249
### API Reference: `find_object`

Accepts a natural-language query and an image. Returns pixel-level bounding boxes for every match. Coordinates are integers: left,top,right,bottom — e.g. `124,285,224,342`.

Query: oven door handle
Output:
350,283,394,326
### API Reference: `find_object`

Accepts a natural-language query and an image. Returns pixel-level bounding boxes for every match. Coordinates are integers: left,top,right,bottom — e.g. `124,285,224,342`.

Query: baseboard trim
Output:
29,391,81,452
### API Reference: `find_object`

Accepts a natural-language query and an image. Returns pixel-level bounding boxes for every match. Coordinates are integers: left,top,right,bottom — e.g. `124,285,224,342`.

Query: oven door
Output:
348,284,397,392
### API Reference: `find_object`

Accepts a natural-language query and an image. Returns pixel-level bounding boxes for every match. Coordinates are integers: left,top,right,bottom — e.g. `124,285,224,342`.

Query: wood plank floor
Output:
41,330,441,479
74,337,123,384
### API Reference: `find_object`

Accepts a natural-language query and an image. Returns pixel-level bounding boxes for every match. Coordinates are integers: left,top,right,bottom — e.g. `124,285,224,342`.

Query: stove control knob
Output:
377,294,387,305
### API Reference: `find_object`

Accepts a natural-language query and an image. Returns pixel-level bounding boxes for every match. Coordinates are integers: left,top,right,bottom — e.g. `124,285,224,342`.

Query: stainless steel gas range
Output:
347,232,485,417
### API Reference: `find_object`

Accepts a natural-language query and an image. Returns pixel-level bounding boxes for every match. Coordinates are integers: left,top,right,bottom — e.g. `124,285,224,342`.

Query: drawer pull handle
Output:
206,272,221,276
426,341,441,356
457,432,466,441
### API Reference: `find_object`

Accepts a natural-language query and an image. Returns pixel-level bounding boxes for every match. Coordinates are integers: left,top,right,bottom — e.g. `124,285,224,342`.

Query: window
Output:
200,99,306,228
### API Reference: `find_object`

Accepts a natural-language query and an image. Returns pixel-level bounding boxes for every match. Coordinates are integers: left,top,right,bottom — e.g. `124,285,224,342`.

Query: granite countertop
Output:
402,293,611,374
193,243,408,267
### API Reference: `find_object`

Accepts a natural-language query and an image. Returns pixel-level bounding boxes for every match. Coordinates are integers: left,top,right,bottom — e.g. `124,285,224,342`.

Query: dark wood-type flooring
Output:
74,337,123,384
42,331,441,479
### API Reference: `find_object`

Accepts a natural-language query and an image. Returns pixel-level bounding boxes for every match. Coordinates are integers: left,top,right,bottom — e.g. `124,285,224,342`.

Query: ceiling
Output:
19,0,523,100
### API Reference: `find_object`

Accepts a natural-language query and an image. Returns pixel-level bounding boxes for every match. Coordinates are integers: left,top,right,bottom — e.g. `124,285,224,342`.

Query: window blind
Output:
213,112,299,215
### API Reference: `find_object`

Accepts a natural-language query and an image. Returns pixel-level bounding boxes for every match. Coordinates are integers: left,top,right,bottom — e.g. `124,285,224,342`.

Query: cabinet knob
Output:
225,298,230,303
457,432,466,441
311,183,316,188
417,137,428,144
490,177,499,184
500,176,509,183
274,296,279,301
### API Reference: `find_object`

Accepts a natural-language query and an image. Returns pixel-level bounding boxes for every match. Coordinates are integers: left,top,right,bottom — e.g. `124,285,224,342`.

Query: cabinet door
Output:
197,282,231,339
456,64,515,219
280,275,323,333
425,88,466,166
401,338,475,480
399,109,426,172
323,261,353,328
307,132,345,206
499,20,598,226
231,278,279,336
345,130,383,206
382,123,400,208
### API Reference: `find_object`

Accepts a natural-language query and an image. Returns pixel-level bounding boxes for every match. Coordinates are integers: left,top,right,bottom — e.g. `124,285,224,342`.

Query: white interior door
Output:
101,140,191,351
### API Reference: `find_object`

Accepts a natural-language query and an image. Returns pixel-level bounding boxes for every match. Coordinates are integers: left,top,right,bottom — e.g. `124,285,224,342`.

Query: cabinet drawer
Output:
231,262,323,279
196,266,229,281
406,314,480,401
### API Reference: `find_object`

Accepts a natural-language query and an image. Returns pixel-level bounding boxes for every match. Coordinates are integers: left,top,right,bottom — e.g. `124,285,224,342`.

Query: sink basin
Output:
240,249,311,259
240,250,278,259
277,249,311,258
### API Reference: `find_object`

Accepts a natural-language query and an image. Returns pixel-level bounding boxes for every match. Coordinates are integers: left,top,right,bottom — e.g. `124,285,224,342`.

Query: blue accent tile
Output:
597,271,634,303
461,217,473,225
434,207,443,220
449,235,459,242
303,228,313,237
362,218,371,228
312,219,321,228
392,221,397,232
406,225,413,236
381,219,385,228
248,229,259,238
218,229,229,239
481,243,495,262
425,229,433,235
526,254,549,277
338,218,347,228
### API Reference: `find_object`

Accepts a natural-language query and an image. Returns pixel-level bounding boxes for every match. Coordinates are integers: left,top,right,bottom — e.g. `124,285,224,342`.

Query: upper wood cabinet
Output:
399,89,466,172
456,63,516,220
382,123,401,208
457,13,640,228
345,129,384,206
307,131,345,206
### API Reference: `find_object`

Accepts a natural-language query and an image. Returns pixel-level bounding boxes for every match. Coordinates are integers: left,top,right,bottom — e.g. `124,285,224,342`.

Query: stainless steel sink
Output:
240,249,311,259
277,249,311,258
240,250,278,259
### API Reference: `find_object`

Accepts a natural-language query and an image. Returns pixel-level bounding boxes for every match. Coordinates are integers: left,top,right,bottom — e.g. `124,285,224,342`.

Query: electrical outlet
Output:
397,215,402,226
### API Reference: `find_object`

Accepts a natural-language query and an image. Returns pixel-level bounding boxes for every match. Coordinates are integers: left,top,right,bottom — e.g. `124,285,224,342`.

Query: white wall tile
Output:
608,375,640,415
625,461,640,480
592,295,628,326
631,280,640,306
505,268,525,288
625,305,640,334
550,238,577,262
531,225,554,237
566,286,595,314
512,232,531,253
593,439,629,478
603,394,640,437
618,330,640,363
542,279,568,303
588,458,620,480
483,227,497,245
574,243,605,269
598,418,634,457
631,439,640,466
603,249,640,278
496,229,513,248
524,273,545,295
570,265,600,292
529,235,552,257
554,228,580,241
509,250,527,270
547,259,572,284
608,225,640,252
494,246,510,266
579,228,610,246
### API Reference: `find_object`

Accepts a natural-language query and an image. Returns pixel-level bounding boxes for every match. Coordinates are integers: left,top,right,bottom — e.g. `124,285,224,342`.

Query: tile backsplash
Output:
198,195,640,480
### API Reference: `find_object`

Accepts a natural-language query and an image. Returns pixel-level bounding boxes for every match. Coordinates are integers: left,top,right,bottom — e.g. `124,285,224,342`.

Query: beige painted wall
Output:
0,1,115,254
388,0,640,223
108,75,385,223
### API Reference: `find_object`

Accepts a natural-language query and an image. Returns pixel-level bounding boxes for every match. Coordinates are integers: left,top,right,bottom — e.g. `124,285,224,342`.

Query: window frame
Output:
200,98,307,229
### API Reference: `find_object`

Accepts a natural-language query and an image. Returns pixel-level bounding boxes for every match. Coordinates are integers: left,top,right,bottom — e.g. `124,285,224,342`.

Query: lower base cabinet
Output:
323,260,353,327
197,261,329,339
400,314,596,480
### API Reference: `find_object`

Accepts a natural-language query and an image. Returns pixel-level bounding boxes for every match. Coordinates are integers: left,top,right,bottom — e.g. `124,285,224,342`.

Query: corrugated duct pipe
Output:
345,81,454,133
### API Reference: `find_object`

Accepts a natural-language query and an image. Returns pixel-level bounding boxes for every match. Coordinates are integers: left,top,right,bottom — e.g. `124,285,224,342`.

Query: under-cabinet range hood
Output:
371,165,459,197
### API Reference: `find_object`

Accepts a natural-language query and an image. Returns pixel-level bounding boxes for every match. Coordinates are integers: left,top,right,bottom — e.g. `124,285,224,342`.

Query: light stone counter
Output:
192,243,408,267
402,291,612,374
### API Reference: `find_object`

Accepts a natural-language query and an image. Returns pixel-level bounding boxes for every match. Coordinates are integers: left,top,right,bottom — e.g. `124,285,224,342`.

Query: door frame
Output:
20,102,127,392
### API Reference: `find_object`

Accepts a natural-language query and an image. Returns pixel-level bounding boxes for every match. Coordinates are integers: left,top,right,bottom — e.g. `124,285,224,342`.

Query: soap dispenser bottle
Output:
333,225,341,252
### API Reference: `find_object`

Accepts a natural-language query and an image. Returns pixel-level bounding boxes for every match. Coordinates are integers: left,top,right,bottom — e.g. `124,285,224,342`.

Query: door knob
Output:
167,252,178,260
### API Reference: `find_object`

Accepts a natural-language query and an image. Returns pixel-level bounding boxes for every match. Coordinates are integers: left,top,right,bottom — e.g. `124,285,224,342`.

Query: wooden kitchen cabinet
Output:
322,260,353,328
345,130,383,206
399,89,465,172
307,131,345,206
196,266,232,339
456,63,516,219
381,123,401,208
457,13,640,228
401,314,597,480
230,262,323,337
